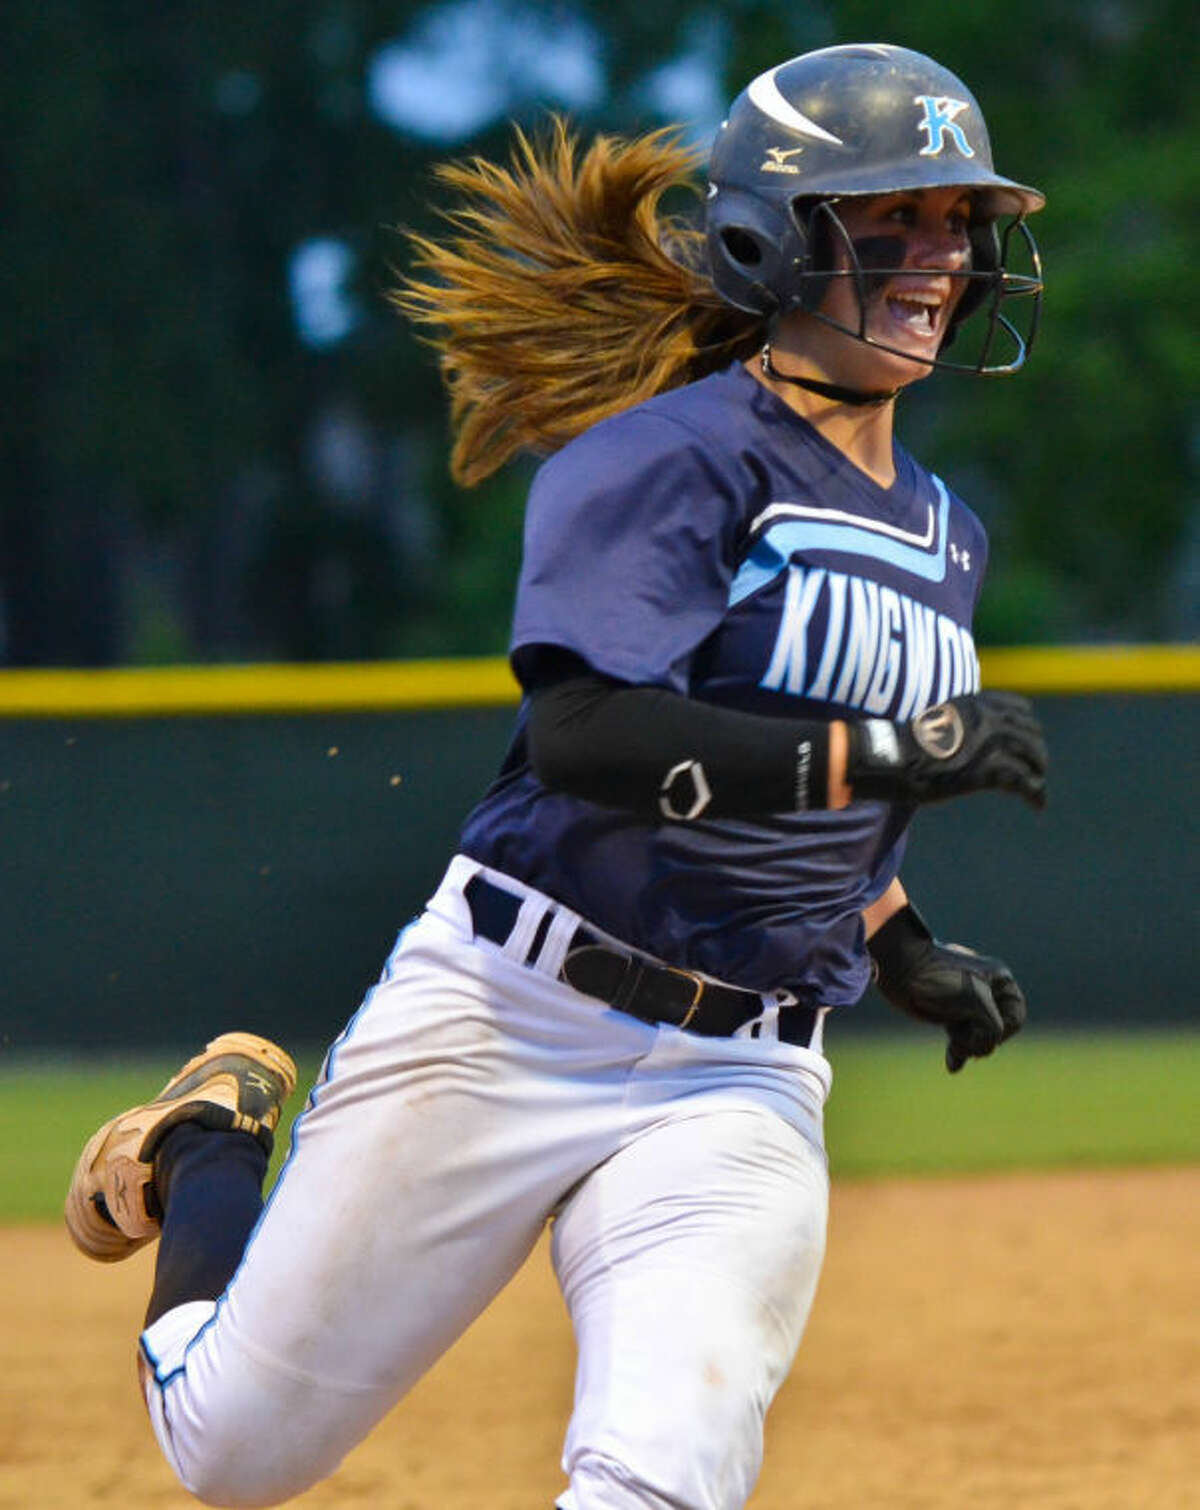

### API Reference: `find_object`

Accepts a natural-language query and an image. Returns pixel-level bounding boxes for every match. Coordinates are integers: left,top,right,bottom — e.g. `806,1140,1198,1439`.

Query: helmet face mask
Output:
705,43,1045,376
772,197,1042,375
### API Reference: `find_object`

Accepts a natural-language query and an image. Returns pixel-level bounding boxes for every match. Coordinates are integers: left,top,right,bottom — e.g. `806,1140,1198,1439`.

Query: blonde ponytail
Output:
390,118,763,486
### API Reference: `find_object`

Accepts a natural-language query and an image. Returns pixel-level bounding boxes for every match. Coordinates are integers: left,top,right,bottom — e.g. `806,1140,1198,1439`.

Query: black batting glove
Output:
867,903,1028,1073
845,690,1047,810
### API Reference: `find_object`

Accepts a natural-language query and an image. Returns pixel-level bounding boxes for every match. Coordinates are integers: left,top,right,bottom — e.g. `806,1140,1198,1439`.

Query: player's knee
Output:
145,1380,336,1508
568,1384,765,1508
170,1446,327,1509
565,1336,773,1509
566,1450,680,1510
141,1309,355,1506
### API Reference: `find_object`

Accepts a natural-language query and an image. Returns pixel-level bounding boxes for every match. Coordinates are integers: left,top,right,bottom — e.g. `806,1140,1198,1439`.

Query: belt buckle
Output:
663,966,706,1030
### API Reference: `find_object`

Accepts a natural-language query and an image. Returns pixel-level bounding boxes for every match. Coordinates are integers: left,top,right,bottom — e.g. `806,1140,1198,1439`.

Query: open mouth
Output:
884,291,943,338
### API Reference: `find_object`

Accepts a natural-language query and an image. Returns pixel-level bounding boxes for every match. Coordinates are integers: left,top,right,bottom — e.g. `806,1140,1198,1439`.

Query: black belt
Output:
464,874,819,1046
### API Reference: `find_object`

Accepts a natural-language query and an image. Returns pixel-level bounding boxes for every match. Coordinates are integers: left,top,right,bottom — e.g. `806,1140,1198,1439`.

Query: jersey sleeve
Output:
511,411,743,694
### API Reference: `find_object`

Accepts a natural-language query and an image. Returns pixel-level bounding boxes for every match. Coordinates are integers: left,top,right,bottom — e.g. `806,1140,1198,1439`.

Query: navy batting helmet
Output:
705,43,1045,374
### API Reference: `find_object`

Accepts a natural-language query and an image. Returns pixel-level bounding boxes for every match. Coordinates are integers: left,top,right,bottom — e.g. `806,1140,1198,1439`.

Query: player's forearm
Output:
528,675,836,818
863,877,908,938
827,719,851,809
527,675,1047,819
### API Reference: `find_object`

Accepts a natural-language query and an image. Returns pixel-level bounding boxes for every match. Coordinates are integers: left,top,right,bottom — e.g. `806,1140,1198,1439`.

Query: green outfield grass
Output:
822,1028,1199,1176
2,1030,1196,1224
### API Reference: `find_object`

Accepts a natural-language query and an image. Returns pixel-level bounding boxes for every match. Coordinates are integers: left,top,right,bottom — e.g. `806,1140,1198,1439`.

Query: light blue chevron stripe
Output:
729,478,950,606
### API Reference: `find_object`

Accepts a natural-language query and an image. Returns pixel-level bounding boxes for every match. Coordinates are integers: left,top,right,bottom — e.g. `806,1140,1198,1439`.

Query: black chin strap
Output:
760,345,898,408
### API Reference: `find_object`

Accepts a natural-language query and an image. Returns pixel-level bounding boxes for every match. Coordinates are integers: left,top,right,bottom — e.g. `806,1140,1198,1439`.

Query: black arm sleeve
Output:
525,669,832,820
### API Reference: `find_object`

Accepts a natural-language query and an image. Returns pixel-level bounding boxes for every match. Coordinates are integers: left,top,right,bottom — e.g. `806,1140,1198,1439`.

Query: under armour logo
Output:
912,703,966,759
913,95,976,159
949,541,972,571
760,145,804,175
245,1070,274,1095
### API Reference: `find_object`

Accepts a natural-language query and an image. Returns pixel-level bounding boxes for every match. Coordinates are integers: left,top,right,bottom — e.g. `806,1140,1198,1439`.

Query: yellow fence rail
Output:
0,644,1196,717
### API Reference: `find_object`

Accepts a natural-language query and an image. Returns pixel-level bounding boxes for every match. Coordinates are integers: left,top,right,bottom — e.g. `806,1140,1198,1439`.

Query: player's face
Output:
803,187,975,385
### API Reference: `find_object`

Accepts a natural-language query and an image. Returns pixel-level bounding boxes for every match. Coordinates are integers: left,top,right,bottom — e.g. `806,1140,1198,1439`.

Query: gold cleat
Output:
64,1033,296,1262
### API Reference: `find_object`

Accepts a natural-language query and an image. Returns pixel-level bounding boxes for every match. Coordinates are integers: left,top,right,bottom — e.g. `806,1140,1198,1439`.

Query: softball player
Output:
66,43,1047,1509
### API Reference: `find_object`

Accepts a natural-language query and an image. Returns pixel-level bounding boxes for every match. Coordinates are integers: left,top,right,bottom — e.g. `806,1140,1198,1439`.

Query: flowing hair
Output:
389,118,763,486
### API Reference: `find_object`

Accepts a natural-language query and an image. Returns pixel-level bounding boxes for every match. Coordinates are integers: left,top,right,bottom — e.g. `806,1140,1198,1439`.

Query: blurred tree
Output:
0,0,1194,665
1,0,445,664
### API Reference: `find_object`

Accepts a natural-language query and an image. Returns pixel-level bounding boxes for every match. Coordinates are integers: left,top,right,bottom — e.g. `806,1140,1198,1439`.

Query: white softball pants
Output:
138,856,832,1509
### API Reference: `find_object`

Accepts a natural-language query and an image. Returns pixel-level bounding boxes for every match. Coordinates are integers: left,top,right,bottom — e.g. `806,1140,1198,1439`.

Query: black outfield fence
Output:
2,650,1196,1051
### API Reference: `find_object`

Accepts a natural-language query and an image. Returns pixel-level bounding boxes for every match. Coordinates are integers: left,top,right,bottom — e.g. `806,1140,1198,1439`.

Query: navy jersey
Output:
460,362,988,1008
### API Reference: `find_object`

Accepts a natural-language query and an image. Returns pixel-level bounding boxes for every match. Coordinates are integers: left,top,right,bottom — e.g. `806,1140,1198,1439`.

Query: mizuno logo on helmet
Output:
913,95,976,158
760,145,804,174
747,67,844,144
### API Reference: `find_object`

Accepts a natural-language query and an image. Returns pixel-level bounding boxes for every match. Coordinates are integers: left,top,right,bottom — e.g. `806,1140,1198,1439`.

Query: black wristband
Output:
866,902,934,991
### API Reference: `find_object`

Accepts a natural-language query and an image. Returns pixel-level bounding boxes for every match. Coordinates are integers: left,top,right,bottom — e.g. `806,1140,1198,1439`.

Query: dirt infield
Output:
4,1167,1196,1510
